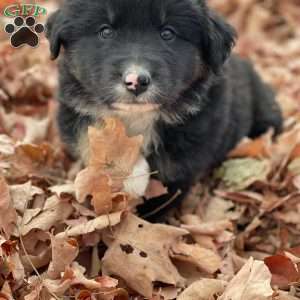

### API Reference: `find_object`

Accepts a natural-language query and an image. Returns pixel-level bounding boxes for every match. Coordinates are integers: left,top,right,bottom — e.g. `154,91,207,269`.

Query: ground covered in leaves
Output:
0,1,300,299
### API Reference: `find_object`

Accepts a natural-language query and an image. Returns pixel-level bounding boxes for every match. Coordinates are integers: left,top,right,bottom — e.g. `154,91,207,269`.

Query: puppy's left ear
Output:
202,11,236,73
46,10,66,60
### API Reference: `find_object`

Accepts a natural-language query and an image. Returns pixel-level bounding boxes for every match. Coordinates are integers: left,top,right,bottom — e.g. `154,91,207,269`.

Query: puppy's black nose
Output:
123,72,151,96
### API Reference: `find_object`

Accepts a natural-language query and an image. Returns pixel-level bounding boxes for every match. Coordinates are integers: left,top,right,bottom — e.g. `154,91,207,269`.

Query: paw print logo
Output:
4,16,44,48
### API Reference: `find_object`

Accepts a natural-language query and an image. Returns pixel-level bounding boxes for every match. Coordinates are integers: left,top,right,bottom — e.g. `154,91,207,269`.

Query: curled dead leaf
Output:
20,195,73,236
178,279,227,300
171,242,222,274
219,257,273,300
57,211,122,237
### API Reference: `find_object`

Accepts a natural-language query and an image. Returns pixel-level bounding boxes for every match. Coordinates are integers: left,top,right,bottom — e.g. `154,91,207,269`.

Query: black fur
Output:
46,0,282,219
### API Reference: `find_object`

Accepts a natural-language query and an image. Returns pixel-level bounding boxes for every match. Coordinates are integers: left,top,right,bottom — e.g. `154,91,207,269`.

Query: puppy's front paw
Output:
123,156,150,197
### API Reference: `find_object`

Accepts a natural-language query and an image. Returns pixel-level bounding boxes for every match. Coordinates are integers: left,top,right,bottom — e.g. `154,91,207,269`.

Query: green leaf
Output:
215,158,271,190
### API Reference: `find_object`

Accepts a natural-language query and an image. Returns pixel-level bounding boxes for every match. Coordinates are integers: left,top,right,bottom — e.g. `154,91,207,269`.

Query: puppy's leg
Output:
249,68,283,137
57,103,93,158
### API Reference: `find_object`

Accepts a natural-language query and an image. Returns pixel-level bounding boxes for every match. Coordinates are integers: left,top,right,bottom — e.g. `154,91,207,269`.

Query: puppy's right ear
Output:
46,10,65,60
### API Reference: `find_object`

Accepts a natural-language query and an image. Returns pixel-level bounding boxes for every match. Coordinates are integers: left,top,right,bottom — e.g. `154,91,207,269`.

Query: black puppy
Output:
46,0,282,218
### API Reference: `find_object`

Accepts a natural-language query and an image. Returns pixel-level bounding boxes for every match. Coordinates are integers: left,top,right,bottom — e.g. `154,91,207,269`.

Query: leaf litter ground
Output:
0,1,300,299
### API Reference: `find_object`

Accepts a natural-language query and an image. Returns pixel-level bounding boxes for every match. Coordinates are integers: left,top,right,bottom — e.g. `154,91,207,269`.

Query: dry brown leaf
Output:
177,279,227,300
20,195,73,236
264,254,300,289
44,262,118,296
276,292,300,300
75,118,144,215
23,279,44,300
153,286,178,300
219,257,273,300
10,182,43,213
0,135,15,156
75,290,96,300
88,119,143,170
57,211,122,237
203,197,242,222
171,242,222,274
21,247,52,273
0,281,14,300
0,108,49,144
181,220,233,236
47,235,79,279
49,182,74,194
0,176,17,239
4,142,61,180
229,131,272,159
102,213,187,298
6,251,25,289
75,168,113,214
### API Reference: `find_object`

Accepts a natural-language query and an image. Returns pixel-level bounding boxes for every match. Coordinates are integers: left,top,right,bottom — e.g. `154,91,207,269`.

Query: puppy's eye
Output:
99,25,115,39
160,27,176,41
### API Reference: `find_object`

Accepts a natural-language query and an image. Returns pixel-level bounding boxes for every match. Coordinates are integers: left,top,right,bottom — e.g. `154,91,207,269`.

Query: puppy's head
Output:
46,0,235,121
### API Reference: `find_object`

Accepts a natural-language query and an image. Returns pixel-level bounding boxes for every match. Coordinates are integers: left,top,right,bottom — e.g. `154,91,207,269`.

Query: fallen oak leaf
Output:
10,181,43,213
202,196,242,222
0,135,15,156
153,286,178,300
87,118,143,170
23,279,44,300
4,142,61,181
75,290,96,300
170,242,222,274
0,108,49,144
4,248,25,289
102,213,187,298
264,254,300,289
177,279,227,300
49,183,75,198
0,239,17,257
276,292,300,300
219,257,273,300
47,235,79,279
56,211,122,237
181,220,233,236
19,195,73,236
0,281,14,300
98,288,129,300
75,118,144,215
215,158,271,191
21,246,52,274
44,262,118,296
75,168,113,215
228,130,273,159
0,175,17,239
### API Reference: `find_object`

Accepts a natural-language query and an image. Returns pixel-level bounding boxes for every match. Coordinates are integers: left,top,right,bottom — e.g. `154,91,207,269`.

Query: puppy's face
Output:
47,0,235,121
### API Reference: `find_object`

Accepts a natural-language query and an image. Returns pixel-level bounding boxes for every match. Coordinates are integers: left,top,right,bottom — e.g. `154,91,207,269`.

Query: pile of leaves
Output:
0,0,300,299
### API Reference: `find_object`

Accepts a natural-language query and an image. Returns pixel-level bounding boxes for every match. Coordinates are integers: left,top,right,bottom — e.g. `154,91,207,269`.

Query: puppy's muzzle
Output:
123,70,151,96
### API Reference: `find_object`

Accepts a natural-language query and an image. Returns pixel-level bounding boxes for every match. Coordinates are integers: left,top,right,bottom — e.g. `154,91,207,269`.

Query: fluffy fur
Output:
46,0,283,219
